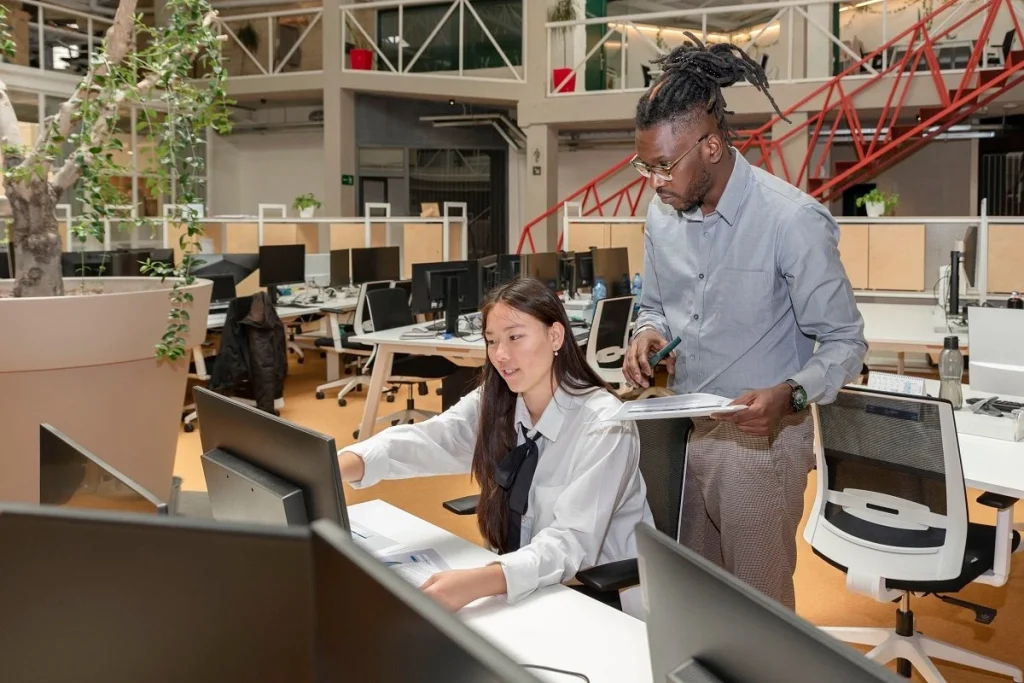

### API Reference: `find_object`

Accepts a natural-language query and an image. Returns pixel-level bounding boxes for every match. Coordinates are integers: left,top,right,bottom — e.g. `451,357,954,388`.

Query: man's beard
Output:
679,162,713,213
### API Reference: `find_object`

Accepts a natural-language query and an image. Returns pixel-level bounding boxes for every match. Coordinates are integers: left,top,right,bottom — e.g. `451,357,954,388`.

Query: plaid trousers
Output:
679,411,815,610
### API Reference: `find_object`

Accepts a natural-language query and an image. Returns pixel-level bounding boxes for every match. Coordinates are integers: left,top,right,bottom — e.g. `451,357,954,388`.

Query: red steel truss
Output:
515,0,1024,254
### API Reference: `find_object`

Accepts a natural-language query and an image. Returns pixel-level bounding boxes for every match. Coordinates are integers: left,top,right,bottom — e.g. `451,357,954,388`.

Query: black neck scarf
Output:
493,424,541,554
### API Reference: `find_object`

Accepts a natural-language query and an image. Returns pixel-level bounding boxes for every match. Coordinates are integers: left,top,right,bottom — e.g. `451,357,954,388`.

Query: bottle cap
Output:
944,335,959,350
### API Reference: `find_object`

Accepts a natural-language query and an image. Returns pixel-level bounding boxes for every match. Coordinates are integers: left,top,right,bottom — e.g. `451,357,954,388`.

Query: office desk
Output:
859,303,969,373
349,500,652,683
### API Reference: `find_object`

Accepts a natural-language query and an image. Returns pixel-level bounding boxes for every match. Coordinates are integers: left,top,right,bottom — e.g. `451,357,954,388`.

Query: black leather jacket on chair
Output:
209,291,287,413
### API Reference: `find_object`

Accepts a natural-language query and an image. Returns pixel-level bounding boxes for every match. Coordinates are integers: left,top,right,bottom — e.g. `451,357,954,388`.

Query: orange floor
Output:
174,354,1024,682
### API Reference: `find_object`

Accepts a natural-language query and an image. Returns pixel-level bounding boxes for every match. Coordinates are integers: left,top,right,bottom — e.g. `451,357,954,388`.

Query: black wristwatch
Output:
785,379,808,412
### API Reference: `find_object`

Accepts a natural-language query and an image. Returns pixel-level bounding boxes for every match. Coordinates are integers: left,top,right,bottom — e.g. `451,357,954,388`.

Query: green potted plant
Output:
655,28,668,54
346,16,373,70
855,188,899,217
548,0,578,93
293,192,322,218
0,0,230,505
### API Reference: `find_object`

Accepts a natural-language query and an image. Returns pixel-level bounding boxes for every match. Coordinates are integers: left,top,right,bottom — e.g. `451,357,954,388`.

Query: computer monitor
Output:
521,252,560,292
311,519,542,683
259,244,306,288
351,246,401,285
62,250,112,277
575,251,594,289
963,224,978,288
193,253,260,284
0,505,315,683
411,260,480,331
637,524,901,683
966,307,1024,396
193,387,349,529
497,253,521,285
39,424,168,515
207,272,237,304
592,247,631,296
0,249,11,279
330,249,351,288
559,252,576,295
478,254,498,300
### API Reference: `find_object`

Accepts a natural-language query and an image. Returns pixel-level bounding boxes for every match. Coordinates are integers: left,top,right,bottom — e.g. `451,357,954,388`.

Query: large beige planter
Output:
0,277,212,504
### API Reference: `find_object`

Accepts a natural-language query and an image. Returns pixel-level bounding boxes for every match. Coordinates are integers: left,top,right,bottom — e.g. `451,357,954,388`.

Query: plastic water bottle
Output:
631,273,643,314
591,277,607,322
938,335,964,410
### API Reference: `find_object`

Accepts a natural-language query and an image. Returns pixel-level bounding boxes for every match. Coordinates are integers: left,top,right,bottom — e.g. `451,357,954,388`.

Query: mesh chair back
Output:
354,280,393,334
805,387,969,582
366,287,415,332
637,417,691,540
393,280,413,305
587,296,634,369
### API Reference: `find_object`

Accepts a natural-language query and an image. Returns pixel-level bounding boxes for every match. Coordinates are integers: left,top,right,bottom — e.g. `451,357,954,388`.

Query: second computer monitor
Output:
312,519,541,683
193,387,349,530
259,244,306,288
521,252,561,292
330,249,351,288
592,247,631,296
39,424,168,515
575,251,594,289
638,524,901,683
410,260,480,316
351,246,400,284
497,253,521,285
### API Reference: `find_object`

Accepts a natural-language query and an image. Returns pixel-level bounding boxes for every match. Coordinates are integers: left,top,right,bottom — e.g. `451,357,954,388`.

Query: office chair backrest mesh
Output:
366,287,415,333
393,280,413,304
807,388,968,582
636,417,692,540
587,296,634,368
355,280,393,334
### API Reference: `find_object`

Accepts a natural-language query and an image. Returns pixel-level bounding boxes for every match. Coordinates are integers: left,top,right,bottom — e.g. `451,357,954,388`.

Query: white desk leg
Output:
358,348,394,440
327,354,340,382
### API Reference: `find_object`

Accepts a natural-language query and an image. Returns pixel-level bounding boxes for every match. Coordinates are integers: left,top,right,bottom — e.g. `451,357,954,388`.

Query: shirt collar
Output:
514,386,578,442
679,147,750,226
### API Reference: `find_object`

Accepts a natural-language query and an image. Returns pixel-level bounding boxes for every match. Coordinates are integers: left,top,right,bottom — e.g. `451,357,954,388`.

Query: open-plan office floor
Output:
174,354,1024,682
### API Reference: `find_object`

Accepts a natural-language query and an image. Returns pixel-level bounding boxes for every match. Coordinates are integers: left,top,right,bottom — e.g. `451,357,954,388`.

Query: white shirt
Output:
345,385,654,604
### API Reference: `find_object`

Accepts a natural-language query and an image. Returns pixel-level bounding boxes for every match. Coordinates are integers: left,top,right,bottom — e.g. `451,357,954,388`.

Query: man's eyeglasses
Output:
631,134,709,182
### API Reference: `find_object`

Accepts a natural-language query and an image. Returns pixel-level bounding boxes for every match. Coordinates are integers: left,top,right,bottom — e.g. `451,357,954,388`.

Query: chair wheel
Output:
418,382,428,396
183,423,195,433
386,394,395,403
338,398,347,407
353,430,360,439
435,387,443,396
345,368,352,375
297,356,304,364
320,352,326,359
316,391,325,400
357,384,363,392
273,410,280,417
407,419,414,424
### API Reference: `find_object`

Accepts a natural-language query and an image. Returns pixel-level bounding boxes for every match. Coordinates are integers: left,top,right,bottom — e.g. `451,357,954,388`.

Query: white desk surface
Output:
206,297,357,330
859,302,968,350
349,500,652,683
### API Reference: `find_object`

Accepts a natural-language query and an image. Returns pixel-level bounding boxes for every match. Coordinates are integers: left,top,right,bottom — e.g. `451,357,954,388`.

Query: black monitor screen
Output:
39,425,167,515
497,254,521,285
330,249,351,288
1,249,12,279
478,255,498,300
410,260,480,316
591,247,630,296
208,273,237,303
259,245,306,287
351,247,400,284
62,251,112,277
193,253,259,285
522,252,560,292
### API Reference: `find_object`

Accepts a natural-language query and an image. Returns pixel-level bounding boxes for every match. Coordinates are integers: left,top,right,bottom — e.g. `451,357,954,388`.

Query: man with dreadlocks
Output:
622,33,867,610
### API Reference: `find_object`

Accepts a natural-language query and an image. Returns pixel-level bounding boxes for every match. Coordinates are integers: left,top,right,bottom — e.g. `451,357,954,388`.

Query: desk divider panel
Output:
987,224,1024,293
224,223,260,254
837,223,870,290
329,223,365,250
566,223,610,256
400,222,466,279
868,223,926,291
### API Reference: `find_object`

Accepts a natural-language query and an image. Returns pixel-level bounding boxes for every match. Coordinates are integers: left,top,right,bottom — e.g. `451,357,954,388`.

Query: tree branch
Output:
0,78,25,172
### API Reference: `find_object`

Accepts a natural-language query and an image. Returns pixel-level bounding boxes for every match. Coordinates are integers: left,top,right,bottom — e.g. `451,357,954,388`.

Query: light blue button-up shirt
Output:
634,150,868,404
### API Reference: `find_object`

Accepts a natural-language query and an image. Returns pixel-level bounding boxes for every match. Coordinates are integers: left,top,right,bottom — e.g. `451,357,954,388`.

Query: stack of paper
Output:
608,393,745,421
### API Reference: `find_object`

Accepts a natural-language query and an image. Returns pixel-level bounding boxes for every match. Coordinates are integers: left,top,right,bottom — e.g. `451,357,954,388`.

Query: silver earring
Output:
555,350,559,357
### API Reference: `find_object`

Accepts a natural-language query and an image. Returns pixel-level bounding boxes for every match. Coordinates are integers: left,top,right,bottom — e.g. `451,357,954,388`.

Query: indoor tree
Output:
0,0,231,358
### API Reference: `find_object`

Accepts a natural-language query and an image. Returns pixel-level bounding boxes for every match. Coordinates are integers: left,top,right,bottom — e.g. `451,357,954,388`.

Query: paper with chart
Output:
609,393,746,421
350,521,405,556
380,548,450,587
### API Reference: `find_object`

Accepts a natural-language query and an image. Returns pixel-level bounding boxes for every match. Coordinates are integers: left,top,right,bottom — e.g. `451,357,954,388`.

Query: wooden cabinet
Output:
835,222,926,291
836,223,869,289
987,224,1024,294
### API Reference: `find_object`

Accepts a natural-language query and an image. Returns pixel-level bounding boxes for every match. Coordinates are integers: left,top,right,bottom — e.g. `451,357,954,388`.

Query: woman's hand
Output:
336,451,365,483
421,565,507,612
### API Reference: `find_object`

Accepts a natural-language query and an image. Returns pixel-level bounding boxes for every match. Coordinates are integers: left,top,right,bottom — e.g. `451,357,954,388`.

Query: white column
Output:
523,123,560,252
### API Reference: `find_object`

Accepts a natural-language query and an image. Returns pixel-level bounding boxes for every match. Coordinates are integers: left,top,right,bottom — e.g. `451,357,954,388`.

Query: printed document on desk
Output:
380,548,450,587
609,393,745,421
350,521,405,555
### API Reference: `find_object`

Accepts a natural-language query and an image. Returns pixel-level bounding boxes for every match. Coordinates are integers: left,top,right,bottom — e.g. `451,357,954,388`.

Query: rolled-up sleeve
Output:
497,419,640,603
778,205,868,405
634,203,672,341
344,389,480,488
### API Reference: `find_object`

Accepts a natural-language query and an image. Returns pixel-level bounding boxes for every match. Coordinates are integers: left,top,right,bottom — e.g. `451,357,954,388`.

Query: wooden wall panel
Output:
836,223,869,290
988,224,1024,294
868,223,926,291
609,223,646,278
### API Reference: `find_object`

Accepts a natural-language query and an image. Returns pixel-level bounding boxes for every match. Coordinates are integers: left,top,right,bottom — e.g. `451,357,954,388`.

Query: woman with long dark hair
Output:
338,276,652,612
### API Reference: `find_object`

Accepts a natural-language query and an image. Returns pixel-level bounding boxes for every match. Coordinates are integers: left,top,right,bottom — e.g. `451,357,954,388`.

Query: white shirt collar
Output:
514,386,590,442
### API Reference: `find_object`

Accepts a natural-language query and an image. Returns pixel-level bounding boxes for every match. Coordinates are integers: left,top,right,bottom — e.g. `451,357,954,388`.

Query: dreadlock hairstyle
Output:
635,31,789,144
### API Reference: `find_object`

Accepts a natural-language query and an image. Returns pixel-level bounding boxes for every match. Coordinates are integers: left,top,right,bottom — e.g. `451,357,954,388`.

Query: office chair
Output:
443,414,693,613
586,295,634,394
352,287,460,439
314,280,392,406
805,387,1021,683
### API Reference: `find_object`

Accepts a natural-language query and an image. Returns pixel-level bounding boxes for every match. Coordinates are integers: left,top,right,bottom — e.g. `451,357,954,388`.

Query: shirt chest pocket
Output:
704,268,774,331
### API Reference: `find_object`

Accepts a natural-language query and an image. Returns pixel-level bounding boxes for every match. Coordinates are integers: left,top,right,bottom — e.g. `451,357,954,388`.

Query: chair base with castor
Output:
824,593,1022,682
352,385,438,439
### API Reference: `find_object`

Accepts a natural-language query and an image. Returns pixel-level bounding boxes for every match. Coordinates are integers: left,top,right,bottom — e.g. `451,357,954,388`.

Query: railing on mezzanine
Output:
211,6,324,77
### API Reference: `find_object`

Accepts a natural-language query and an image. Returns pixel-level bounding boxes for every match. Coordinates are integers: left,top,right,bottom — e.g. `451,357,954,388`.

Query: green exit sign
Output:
341,174,354,186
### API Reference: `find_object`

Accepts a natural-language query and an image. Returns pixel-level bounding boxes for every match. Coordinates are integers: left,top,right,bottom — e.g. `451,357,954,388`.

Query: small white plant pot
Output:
299,207,315,218
865,201,885,218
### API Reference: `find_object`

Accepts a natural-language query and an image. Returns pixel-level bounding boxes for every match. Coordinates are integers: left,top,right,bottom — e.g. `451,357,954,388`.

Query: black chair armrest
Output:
574,558,639,593
977,492,1019,510
443,494,480,515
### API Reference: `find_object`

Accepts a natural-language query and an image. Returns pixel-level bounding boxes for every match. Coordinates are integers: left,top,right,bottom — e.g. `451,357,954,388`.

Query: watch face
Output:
793,387,808,411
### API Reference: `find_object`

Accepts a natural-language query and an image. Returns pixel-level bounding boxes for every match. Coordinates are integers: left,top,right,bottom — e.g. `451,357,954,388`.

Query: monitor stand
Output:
444,276,460,336
267,286,280,306
201,448,309,526
668,660,726,683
